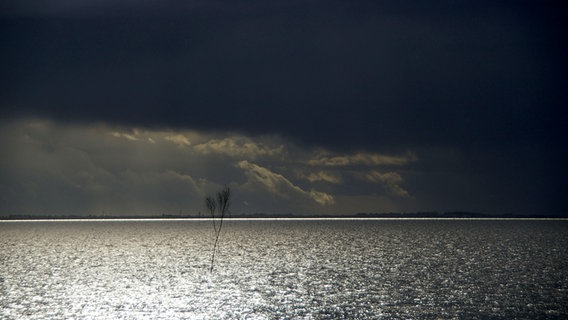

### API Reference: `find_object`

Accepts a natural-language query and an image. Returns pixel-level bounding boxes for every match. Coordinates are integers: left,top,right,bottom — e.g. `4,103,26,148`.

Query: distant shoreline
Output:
1,212,566,220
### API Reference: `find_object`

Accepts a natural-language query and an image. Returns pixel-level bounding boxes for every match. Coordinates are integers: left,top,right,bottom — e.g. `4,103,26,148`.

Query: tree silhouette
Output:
205,186,231,272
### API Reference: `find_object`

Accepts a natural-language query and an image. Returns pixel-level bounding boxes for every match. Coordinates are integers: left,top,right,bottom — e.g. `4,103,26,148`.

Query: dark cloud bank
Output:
1,0,566,215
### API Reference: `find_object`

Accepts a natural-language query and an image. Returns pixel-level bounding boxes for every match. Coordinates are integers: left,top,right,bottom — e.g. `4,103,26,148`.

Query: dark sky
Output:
1,0,566,216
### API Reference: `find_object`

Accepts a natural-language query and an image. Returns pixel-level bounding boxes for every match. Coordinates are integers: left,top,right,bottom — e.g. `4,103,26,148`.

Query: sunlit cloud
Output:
237,160,334,206
308,190,335,206
194,137,284,159
110,128,163,144
308,151,416,167
297,170,343,184
111,131,139,141
164,134,191,147
361,171,410,197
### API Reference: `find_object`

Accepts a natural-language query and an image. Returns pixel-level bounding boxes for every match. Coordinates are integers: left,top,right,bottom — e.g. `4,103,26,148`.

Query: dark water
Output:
1,219,567,319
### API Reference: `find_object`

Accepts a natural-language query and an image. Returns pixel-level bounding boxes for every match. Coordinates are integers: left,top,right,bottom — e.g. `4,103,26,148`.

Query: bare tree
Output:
205,186,231,272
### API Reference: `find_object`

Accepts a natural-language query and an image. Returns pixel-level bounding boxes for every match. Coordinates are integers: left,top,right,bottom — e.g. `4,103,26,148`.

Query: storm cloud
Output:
2,0,565,148
0,0,565,215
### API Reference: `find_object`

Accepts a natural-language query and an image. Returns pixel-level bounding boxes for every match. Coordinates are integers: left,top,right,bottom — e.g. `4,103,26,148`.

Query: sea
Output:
1,219,567,319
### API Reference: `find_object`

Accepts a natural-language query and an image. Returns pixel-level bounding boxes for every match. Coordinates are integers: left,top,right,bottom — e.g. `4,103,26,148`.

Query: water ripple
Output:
1,220,567,319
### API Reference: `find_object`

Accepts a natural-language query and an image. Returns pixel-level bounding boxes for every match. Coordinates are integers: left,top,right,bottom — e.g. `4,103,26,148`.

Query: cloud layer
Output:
0,118,563,215
0,119,419,215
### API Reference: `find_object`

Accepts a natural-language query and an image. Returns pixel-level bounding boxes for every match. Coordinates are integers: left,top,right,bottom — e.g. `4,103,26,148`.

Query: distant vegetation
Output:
1,211,564,220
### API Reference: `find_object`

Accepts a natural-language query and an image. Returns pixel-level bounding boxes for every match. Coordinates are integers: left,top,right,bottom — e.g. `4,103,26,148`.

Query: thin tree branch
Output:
206,186,231,272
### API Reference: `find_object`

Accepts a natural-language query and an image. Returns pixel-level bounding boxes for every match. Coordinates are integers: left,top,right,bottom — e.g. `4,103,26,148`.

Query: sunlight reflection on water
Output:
1,219,567,319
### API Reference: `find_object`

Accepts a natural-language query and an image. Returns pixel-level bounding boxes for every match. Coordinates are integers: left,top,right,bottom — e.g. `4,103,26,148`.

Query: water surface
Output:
1,219,567,319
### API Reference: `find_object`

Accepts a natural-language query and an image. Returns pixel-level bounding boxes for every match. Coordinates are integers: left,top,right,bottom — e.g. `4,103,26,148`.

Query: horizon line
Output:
2,217,567,223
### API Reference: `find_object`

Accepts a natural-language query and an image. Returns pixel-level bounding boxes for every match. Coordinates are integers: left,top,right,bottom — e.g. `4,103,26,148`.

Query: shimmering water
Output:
1,219,567,319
